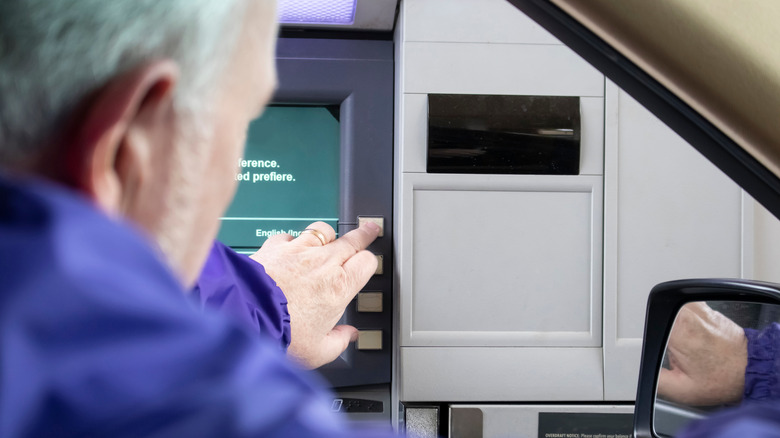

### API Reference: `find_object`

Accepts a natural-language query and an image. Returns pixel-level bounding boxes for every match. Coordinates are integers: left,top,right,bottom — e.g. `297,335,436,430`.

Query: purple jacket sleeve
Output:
673,324,780,438
192,241,291,352
744,323,780,402
677,401,780,438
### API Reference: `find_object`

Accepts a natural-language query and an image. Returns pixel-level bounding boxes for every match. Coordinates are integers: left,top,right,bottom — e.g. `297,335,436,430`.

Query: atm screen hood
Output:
279,0,398,32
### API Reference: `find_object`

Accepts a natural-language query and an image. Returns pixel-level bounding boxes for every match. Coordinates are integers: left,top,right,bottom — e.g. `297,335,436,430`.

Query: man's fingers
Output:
682,302,711,318
317,325,360,367
257,232,294,250
335,324,360,342
295,221,336,247
329,222,380,262
658,368,694,404
342,249,379,293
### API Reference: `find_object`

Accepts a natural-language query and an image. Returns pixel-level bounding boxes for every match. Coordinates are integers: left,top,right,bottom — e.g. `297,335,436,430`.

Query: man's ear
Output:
65,60,180,214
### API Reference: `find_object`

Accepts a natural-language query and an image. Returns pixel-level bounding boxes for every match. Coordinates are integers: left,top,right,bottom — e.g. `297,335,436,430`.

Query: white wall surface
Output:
602,81,750,399
395,0,606,402
753,202,780,282
394,0,780,406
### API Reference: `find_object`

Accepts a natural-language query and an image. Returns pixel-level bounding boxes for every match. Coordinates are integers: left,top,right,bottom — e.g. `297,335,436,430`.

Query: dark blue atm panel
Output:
218,37,394,422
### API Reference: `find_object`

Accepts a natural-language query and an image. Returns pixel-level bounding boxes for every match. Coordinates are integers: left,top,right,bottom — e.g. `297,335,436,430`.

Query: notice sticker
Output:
538,412,633,438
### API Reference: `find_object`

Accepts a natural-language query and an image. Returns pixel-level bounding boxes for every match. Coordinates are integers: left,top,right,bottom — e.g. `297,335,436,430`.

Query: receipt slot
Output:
428,94,581,175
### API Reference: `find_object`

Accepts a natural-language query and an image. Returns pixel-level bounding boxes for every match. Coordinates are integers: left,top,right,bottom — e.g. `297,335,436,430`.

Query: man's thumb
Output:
318,325,359,366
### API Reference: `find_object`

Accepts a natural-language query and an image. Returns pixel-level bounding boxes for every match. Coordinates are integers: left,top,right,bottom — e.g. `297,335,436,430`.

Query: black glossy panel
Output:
427,94,581,175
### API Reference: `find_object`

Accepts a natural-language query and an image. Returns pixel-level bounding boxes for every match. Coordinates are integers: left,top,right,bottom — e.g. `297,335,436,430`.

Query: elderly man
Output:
0,0,392,436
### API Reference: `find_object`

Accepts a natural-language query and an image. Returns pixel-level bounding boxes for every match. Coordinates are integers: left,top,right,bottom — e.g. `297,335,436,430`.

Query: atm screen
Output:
219,105,341,251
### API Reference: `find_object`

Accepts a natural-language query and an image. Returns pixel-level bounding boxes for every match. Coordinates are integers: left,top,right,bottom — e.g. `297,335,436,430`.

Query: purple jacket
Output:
0,175,393,437
744,323,780,402
193,242,291,352
678,401,780,438
677,323,780,437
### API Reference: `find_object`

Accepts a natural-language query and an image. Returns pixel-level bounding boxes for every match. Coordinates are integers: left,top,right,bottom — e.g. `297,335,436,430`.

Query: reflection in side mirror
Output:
653,300,780,436
633,279,780,438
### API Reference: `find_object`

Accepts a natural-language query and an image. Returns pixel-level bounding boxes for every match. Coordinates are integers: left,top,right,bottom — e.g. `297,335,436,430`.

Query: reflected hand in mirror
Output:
654,299,780,437
657,302,748,406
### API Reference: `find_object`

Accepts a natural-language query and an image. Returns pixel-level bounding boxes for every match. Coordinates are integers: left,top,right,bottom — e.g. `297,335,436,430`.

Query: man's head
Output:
0,0,278,286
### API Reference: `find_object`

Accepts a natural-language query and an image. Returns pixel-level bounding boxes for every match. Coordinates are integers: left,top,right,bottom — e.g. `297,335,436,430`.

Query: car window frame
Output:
507,0,780,222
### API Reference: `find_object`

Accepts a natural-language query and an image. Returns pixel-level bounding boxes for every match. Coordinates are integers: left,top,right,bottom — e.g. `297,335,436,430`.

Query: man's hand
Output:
250,221,380,369
657,302,747,406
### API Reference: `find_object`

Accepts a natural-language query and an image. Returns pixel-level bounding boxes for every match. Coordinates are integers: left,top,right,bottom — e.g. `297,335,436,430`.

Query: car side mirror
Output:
634,279,780,438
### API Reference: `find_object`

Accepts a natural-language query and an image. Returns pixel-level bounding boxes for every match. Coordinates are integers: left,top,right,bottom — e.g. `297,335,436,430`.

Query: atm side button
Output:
374,255,383,275
357,330,383,350
357,292,383,313
358,216,384,237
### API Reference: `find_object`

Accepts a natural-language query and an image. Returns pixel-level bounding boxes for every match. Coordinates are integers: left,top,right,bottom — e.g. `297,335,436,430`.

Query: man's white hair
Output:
0,0,249,166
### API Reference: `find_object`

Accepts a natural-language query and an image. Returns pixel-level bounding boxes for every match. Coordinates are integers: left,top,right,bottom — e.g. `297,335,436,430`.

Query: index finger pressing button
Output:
357,216,384,237
329,223,380,263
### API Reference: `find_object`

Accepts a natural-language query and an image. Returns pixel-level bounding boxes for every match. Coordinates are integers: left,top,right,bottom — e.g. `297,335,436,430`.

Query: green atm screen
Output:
218,105,340,251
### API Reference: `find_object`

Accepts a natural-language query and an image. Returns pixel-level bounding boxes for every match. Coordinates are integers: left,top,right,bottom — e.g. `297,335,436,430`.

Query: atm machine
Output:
218,0,396,426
